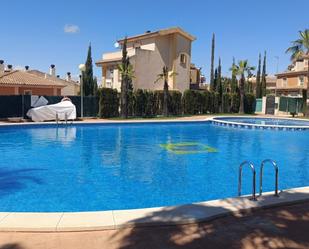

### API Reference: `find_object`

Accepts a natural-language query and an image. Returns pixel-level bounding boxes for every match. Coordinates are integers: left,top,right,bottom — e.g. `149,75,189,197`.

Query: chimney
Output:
7,64,13,72
0,60,4,75
49,64,56,77
66,72,71,81
25,65,29,71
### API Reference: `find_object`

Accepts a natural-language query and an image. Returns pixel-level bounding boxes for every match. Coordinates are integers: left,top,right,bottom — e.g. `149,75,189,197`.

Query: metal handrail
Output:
238,161,257,201
55,112,72,125
259,159,279,197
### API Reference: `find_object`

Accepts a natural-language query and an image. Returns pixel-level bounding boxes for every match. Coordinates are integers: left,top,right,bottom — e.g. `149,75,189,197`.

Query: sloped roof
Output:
0,70,66,87
28,70,79,86
117,27,196,43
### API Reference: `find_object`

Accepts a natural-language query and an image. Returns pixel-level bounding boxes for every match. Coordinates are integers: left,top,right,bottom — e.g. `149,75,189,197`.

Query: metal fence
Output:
279,97,303,114
0,95,99,119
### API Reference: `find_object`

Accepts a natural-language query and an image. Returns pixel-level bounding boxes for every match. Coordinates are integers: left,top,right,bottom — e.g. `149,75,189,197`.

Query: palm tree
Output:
154,66,176,116
230,60,255,114
286,29,309,116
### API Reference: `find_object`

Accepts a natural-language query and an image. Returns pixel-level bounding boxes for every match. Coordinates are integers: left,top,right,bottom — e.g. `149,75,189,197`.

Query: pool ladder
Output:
56,112,72,125
238,159,279,201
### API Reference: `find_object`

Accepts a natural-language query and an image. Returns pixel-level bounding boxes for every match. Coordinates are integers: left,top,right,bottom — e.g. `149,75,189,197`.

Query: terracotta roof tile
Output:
0,70,66,87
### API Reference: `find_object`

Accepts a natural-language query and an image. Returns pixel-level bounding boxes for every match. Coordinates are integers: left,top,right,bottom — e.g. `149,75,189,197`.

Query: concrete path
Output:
0,201,308,249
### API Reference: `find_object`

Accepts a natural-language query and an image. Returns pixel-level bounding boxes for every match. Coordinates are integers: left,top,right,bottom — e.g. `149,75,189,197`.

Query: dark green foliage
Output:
302,89,307,115
222,93,231,113
98,87,256,118
154,90,182,116
98,88,119,118
169,91,182,115
244,93,256,114
133,89,147,116
82,44,97,96
213,68,218,92
261,51,267,96
93,77,98,96
183,90,200,115
212,92,220,113
256,53,262,98
120,37,129,118
210,33,215,90
230,93,240,113
231,57,238,93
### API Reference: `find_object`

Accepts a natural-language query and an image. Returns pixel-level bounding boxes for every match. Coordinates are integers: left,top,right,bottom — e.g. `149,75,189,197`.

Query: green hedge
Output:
152,90,181,116
98,88,119,118
98,88,256,118
244,93,256,114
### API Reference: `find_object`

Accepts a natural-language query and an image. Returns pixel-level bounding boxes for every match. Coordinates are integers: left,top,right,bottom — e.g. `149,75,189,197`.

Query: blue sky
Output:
1,0,308,82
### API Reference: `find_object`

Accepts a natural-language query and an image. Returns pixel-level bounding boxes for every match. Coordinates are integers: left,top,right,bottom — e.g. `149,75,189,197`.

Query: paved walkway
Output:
0,201,308,249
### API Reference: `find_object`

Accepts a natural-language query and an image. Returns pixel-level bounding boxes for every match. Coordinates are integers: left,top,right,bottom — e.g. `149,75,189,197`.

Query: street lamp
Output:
79,64,86,119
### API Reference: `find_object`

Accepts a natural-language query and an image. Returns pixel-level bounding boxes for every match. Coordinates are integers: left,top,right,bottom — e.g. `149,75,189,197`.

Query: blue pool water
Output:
0,121,309,212
214,117,309,126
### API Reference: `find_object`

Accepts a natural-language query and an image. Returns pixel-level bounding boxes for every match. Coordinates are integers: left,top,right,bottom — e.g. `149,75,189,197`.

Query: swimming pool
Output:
213,117,309,128
0,121,308,212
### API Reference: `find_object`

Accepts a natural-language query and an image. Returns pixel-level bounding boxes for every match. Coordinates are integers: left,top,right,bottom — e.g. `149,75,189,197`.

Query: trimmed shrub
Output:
133,89,147,116
169,91,182,115
97,87,256,118
200,91,211,114
222,93,231,113
244,93,256,114
98,88,119,118
230,93,240,113
153,90,182,116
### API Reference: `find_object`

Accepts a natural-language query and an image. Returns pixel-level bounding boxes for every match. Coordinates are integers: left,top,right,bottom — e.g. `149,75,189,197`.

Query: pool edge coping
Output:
210,116,309,130
0,186,308,232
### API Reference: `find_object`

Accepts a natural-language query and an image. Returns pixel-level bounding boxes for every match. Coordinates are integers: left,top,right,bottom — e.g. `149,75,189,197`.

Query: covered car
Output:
27,100,76,122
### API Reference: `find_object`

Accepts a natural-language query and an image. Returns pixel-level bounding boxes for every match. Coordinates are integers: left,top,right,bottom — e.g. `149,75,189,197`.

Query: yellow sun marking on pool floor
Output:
160,142,218,155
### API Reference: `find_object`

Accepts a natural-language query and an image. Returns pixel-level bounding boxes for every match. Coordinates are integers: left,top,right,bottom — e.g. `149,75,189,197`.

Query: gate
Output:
266,96,275,115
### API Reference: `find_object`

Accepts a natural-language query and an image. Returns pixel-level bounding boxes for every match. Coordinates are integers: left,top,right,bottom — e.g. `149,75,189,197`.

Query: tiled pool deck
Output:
0,187,308,232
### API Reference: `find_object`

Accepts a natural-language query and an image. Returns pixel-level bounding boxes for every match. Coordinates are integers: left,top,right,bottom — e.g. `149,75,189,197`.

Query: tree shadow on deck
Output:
0,244,24,249
111,192,309,249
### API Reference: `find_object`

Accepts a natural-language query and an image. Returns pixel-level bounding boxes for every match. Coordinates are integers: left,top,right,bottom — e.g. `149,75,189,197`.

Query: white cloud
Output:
64,24,80,34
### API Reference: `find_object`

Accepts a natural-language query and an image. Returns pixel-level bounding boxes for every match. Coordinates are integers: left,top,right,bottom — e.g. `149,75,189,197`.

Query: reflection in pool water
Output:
0,122,308,212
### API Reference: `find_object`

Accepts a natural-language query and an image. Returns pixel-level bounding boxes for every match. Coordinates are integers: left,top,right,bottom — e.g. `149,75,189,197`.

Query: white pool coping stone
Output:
0,186,308,232
211,116,309,130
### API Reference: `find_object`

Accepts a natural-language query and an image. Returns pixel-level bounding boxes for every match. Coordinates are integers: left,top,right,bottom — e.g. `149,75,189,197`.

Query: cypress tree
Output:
261,51,267,96
93,77,98,96
120,37,129,118
231,57,237,93
82,43,96,96
210,33,215,91
213,68,218,92
255,53,262,98
216,58,223,112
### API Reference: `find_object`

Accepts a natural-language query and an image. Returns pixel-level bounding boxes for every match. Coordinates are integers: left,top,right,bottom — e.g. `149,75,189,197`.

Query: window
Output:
282,78,287,87
298,76,305,86
180,54,187,65
24,90,32,95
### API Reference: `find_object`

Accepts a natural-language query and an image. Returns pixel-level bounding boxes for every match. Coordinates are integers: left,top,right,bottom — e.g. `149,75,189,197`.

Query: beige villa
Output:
248,75,277,94
96,27,196,93
275,55,309,96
